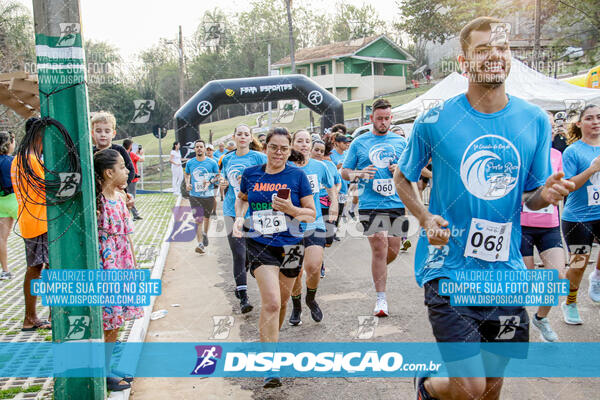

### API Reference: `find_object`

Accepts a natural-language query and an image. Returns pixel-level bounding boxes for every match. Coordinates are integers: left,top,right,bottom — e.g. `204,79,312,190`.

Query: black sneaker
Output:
263,376,282,388
202,233,209,247
289,307,302,326
320,265,326,278
306,299,323,322
239,293,253,314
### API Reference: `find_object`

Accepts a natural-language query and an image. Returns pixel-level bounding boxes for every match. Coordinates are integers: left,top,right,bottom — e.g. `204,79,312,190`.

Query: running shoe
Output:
0,271,11,280
373,298,389,317
202,233,209,247
320,265,326,278
195,243,206,255
306,299,323,322
531,316,558,342
588,272,600,303
263,376,282,388
400,239,412,252
414,375,437,400
561,301,583,325
289,308,302,326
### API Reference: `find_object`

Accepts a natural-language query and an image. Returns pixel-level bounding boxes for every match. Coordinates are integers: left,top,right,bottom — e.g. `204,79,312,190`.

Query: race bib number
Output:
588,185,600,206
194,177,206,192
373,178,395,196
522,202,554,214
252,210,287,235
307,174,319,194
281,244,305,270
338,193,347,204
464,218,511,262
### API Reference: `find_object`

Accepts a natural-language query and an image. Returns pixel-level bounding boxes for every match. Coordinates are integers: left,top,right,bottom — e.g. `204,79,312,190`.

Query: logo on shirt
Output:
460,135,520,200
368,143,397,168
589,165,600,186
192,166,213,192
226,163,246,191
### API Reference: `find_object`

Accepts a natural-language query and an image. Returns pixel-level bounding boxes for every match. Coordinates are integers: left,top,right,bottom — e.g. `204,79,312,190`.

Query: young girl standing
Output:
94,149,144,391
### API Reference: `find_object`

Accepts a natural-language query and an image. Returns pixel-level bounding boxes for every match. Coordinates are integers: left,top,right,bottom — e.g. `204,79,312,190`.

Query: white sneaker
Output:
531,316,559,342
373,298,389,317
588,273,600,303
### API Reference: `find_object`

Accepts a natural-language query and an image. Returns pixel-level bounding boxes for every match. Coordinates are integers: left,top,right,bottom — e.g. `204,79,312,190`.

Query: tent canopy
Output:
392,59,600,122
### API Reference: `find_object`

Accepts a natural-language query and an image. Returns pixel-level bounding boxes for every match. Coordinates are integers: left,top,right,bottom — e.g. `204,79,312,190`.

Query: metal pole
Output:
267,43,272,129
32,0,105,399
533,0,541,70
159,129,163,192
178,25,185,107
286,0,296,73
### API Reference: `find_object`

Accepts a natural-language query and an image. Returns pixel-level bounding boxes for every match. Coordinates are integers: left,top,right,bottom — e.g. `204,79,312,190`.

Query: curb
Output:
108,195,182,400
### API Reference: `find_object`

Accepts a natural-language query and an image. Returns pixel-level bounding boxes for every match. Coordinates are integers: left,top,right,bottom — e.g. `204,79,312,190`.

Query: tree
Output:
331,3,386,42
0,0,34,73
394,0,516,44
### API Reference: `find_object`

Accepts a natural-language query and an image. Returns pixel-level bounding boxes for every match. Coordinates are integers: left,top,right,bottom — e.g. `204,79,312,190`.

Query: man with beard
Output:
393,17,574,400
341,98,408,317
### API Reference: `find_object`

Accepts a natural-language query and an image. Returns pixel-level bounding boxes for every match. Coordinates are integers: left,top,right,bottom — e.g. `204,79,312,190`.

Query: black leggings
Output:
224,216,247,288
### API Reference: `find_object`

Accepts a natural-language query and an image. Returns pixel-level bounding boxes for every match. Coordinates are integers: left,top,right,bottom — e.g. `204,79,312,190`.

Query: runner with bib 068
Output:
394,16,574,400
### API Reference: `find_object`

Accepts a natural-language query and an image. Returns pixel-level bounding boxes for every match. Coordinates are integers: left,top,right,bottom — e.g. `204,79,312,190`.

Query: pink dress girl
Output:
98,196,144,330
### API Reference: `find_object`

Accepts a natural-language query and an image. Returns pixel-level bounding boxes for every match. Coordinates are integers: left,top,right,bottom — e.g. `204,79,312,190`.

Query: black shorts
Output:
562,219,600,253
24,233,48,267
246,238,303,278
303,229,326,248
358,208,407,236
520,226,562,257
189,196,215,221
424,278,529,362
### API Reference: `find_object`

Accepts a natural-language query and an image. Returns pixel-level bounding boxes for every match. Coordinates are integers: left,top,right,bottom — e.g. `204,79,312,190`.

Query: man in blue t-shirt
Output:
341,98,408,318
394,16,575,400
185,140,220,254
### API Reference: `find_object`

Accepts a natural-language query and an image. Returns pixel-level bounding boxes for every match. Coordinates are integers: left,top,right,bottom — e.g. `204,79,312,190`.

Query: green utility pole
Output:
32,1,105,399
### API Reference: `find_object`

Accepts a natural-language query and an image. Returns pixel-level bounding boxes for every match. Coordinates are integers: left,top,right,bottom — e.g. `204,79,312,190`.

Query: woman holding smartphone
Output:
233,127,315,388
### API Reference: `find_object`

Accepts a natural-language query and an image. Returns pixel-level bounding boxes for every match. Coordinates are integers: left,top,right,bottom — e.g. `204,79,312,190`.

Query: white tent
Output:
392,59,600,122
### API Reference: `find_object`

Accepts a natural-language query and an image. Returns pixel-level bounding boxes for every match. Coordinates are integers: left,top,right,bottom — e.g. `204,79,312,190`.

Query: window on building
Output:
320,65,328,75
297,67,308,76
375,63,385,75
336,61,344,74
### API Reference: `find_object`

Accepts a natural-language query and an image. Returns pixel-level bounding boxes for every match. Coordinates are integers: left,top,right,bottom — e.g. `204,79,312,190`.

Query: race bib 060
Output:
373,178,395,196
464,218,511,262
252,210,287,235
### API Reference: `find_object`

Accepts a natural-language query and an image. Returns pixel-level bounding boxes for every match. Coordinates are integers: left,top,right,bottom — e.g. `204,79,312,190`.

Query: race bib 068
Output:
464,218,511,262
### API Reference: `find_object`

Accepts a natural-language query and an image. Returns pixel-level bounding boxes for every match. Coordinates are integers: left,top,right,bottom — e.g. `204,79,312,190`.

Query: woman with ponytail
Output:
560,104,600,324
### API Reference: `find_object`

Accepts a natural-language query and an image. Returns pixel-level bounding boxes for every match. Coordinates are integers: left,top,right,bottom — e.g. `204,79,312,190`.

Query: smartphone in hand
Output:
276,188,290,200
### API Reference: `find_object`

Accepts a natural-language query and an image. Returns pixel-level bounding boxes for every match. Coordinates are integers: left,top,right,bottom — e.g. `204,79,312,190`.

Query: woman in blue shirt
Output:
560,104,600,324
287,130,336,327
233,127,315,388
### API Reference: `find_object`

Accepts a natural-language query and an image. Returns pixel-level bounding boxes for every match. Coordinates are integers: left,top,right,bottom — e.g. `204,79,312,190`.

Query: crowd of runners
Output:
176,16,600,398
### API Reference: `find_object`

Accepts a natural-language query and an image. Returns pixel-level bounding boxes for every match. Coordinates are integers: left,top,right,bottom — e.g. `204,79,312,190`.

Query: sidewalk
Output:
0,193,176,400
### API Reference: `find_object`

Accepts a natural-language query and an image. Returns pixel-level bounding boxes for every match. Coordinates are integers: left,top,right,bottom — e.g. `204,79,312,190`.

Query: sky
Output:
17,0,401,60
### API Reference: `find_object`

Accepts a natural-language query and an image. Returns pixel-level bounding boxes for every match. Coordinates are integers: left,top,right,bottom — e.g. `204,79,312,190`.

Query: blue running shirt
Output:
185,157,219,198
240,164,313,246
342,132,407,210
398,94,552,286
294,158,334,231
221,150,267,217
562,140,600,222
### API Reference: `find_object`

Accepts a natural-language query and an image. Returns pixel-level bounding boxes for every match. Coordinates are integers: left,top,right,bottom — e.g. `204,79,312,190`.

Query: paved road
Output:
134,204,600,400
